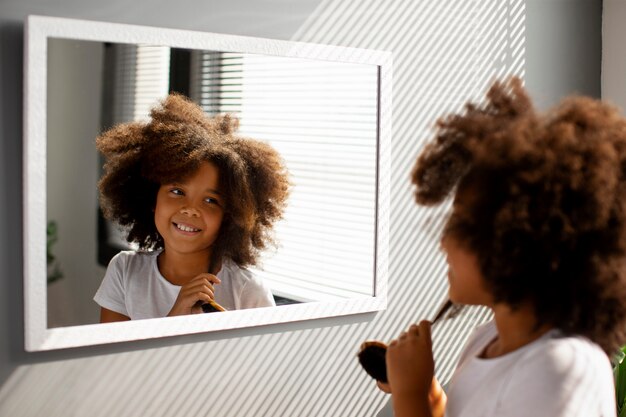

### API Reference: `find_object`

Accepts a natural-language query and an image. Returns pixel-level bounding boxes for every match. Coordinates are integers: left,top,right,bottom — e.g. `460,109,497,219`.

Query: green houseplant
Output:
614,346,626,417
47,220,63,283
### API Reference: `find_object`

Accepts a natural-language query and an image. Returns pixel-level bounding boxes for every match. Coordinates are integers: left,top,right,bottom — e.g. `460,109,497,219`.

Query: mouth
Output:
173,222,202,234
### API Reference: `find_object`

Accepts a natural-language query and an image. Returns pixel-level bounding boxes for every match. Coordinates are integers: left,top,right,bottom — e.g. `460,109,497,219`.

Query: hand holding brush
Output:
357,299,461,383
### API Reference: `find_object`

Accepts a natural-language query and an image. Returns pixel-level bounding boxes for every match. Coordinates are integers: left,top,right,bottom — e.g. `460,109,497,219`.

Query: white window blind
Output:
191,52,379,302
106,44,171,249
111,44,171,124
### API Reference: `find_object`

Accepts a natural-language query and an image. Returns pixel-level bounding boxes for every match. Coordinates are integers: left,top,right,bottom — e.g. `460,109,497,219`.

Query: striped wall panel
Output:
0,1,524,416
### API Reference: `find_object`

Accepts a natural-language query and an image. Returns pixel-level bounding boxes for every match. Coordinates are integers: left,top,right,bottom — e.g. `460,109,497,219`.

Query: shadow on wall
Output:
0,20,26,387
13,0,617,416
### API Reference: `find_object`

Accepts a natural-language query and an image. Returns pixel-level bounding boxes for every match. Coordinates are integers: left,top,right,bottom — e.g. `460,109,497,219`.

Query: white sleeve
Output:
93,252,129,316
238,273,276,309
495,339,615,417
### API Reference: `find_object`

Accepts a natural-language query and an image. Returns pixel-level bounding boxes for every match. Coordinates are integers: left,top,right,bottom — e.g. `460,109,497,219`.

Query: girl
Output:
93,94,290,322
385,78,626,416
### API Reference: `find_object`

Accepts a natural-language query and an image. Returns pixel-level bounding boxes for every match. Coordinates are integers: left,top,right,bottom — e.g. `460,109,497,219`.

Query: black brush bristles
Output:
201,299,226,313
358,341,388,383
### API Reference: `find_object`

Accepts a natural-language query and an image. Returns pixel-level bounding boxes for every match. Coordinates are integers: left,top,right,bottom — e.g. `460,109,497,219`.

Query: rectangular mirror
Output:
24,15,391,351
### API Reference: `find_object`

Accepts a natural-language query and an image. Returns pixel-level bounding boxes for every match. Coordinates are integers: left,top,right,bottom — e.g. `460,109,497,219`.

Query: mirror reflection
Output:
46,38,379,328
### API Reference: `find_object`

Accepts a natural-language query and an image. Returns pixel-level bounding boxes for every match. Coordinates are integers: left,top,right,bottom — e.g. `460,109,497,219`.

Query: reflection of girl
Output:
382,78,622,416
94,94,290,322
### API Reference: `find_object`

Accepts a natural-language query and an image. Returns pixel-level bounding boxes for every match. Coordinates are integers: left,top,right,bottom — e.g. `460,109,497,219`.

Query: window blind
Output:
191,52,379,302
111,43,171,124
105,44,171,250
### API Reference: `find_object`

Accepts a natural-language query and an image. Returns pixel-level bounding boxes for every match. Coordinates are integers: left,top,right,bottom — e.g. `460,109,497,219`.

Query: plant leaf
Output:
615,347,626,415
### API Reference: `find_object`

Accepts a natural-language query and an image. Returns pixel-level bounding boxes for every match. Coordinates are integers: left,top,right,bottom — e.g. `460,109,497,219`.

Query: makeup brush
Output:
202,261,227,313
201,299,227,313
357,299,460,383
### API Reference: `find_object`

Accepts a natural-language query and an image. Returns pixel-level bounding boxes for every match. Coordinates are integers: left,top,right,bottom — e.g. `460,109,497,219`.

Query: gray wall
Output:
46,38,105,328
602,0,626,110
525,0,602,110
0,0,601,416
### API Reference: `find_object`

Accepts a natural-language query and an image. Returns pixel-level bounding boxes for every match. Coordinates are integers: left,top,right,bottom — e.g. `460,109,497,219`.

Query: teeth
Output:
176,223,200,232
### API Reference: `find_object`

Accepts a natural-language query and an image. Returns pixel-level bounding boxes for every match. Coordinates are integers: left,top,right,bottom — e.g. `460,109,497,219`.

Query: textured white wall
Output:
0,0,601,416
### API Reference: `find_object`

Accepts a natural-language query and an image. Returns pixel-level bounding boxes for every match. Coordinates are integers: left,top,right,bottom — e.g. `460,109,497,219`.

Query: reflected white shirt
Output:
94,250,275,319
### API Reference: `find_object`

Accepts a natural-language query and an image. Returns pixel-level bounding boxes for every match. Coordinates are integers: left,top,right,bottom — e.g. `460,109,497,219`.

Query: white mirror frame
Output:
23,15,391,351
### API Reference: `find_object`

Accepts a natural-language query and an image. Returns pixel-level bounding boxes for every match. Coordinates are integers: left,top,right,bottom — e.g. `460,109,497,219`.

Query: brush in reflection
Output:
201,299,227,313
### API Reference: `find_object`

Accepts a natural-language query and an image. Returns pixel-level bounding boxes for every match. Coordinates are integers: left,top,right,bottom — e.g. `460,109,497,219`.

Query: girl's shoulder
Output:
499,329,614,404
499,333,615,415
220,258,255,281
111,249,159,259
219,259,269,289
532,333,611,375
218,259,274,307
109,249,160,270
466,320,610,371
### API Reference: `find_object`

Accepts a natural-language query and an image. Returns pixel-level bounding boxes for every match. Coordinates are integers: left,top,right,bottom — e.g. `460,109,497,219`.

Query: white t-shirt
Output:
94,250,275,319
445,320,616,417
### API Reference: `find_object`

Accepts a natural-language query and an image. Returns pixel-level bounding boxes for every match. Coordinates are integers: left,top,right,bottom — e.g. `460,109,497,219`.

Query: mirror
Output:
24,15,391,351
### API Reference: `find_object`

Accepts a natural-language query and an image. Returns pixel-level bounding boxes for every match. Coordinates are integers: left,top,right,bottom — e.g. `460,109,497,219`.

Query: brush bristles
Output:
358,341,388,383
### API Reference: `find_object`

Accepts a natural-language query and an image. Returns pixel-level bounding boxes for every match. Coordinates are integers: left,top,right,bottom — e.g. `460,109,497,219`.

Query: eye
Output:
169,187,184,196
204,196,221,206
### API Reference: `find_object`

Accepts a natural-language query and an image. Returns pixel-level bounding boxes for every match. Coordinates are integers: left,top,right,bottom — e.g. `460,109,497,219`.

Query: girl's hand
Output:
376,376,447,417
386,320,435,396
168,273,221,316
376,381,392,394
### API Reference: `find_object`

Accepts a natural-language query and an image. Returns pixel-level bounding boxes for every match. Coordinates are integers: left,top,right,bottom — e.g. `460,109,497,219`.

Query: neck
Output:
157,248,212,286
485,302,553,358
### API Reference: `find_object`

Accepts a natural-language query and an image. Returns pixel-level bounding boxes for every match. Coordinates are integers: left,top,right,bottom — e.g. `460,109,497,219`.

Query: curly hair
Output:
412,77,626,354
96,93,290,269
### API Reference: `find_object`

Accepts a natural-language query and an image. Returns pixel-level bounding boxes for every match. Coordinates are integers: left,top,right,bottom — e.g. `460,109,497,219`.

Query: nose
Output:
180,205,200,217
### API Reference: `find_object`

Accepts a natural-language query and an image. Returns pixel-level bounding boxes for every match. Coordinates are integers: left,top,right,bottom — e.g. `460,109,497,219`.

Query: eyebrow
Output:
205,188,222,196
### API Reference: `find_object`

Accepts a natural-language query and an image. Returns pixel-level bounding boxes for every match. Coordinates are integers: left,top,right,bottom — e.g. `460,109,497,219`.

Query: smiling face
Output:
154,161,225,258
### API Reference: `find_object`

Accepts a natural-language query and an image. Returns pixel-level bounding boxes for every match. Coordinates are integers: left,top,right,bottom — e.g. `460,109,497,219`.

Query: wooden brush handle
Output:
357,298,457,383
